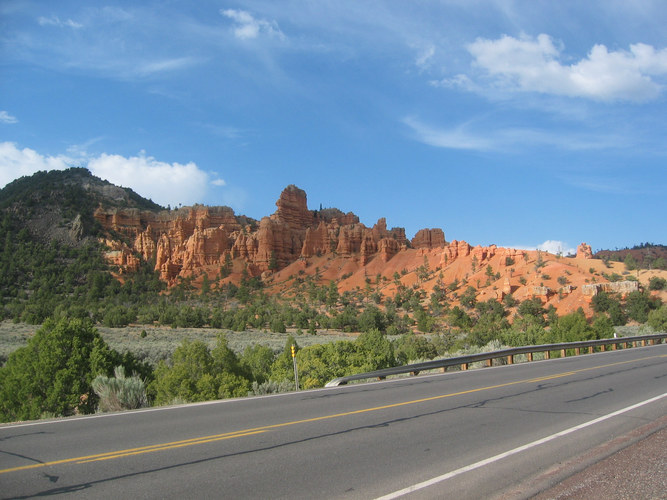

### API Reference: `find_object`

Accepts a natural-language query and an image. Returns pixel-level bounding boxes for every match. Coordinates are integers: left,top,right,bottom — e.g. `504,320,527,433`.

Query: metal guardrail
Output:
325,333,667,387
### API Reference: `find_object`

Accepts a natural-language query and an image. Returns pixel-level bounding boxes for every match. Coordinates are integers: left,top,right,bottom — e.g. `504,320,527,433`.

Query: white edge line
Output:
375,392,667,500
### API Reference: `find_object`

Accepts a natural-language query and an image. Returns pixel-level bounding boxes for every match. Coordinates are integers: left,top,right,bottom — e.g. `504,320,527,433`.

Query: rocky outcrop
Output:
441,240,472,264
532,285,552,298
581,281,639,297
411,228,445,249
95,185,424,284
271,185,313,229
577,242,593,259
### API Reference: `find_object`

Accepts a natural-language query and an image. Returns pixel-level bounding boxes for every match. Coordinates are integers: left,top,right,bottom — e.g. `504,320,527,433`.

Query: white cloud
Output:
0,142,71,187
0,142,216,208
221,9,285,41
537,240,575,256
511,240,575,256
403,116,494,151
37,15,83,29
0,111,18,124
465,34,667,101
87,152,209,207
404,115,630,153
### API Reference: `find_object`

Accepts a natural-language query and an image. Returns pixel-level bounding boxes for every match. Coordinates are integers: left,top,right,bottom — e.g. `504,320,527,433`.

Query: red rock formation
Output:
441,240,472,264
302,222,334,257
378,238,402,262
411,228,445,249
91,185,615,319
272,185,313,229
95,185,420,283
577,242,593,259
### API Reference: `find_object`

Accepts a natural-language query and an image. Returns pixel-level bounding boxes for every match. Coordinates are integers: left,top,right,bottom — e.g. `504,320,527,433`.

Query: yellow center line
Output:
1,353,663,475
77,430,267,464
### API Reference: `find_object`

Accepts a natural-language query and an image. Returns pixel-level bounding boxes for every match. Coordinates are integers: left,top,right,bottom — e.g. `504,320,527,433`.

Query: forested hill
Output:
0,168,166,325
594,244,667,271
0,167,163,244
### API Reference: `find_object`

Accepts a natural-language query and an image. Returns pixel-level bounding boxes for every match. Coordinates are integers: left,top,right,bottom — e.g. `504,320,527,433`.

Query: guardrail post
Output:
612,343,617,350
507,354,514,364
545,351,550,359
527,352,533,362
575,347,581,356
461,363,468,370
600,344,605,351
561,348,566,358
588,346,594,354
486,359,493,367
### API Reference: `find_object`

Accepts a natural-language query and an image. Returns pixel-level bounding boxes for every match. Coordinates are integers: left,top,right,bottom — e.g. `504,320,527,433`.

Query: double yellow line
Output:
2,353,664,475
0,429,267,474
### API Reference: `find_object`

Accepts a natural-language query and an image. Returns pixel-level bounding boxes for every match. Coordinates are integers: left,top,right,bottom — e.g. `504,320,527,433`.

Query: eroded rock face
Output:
581,281,639,297
577,242,593,259
95,185,427,284
441,240,472,264
272,184,313,229
411,228,446,249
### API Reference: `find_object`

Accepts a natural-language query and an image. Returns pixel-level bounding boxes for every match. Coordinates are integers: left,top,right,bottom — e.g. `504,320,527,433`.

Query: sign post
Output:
291,344,299,391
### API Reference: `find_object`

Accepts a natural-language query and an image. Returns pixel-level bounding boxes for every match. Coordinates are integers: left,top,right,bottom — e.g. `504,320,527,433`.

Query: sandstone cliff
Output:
95,185,418,284
93,184,657,320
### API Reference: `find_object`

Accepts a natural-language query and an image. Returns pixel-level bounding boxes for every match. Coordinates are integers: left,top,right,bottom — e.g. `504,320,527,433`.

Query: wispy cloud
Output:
403,116,626,153
460,33,667,102
0,111,18,124
37,15,83,29
414,45,435,70
136,57,202,77
559,174,628,194
403,116,494,151
221,9,286,41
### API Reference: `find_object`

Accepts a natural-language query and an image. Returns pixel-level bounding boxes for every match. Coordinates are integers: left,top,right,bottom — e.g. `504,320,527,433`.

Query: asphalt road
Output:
1,344,665,499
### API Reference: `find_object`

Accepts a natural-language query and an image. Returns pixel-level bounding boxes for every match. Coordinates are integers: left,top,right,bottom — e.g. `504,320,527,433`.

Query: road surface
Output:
1,344,665,499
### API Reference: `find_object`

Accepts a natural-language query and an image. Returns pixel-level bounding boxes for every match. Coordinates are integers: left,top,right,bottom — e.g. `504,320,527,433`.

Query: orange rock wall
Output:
95,185,428,284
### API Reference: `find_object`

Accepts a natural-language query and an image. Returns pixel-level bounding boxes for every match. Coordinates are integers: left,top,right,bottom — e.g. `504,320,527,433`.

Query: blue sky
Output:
1,1,666,254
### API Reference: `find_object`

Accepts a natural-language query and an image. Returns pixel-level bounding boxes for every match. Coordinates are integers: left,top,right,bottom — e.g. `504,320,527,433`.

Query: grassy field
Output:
0,321,360,366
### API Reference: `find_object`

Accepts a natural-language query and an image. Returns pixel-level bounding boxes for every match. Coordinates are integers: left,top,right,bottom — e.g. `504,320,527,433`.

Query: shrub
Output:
249,379,294,395
647,305,667,332
625,291,659,323
648,277,666,291
549,310,597,342
92,365,147,412
393,334,437,364
0,318,118,422
459,286,477,309
150,335,250,405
